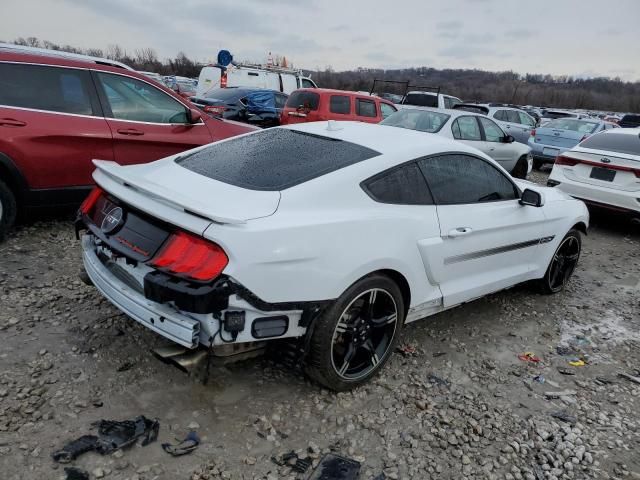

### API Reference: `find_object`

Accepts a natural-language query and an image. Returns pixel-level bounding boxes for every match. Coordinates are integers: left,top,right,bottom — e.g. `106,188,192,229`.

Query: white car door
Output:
417,154,547,307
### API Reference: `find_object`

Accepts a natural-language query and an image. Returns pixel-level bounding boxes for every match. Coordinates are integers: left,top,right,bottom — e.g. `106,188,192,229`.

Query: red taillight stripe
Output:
149,231,228,282
556,155,640,177
79,187,104,215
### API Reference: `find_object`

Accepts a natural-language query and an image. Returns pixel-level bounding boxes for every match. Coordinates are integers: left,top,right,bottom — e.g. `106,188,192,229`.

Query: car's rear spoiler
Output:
92,160,247,225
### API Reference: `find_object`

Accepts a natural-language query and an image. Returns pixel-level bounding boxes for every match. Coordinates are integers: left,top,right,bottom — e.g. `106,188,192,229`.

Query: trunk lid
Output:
92,158,281,228
556,150,640,192
533,127,585,148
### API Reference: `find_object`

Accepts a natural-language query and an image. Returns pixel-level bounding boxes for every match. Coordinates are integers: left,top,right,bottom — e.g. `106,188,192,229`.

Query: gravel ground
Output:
1,170,639,480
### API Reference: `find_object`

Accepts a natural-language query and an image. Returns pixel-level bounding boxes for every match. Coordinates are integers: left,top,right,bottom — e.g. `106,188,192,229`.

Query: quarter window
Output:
478,117,504,142
452,116,481,141
505,110,521,123
518,112,535,127
364,162,433,205
97,72,188,123
493,110,507,121
0,63,96,116
419,154,519,205
356,99,377,118
329,95,351,114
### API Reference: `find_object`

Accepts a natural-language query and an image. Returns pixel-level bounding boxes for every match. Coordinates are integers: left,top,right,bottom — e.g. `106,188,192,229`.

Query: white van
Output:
196,64,317,97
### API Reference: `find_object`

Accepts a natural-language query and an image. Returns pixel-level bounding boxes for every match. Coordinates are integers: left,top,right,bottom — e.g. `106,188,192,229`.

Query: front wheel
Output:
512,155,529,179
533,158,544,170
305,274,404,391
0,179,17,241
538,229,582,294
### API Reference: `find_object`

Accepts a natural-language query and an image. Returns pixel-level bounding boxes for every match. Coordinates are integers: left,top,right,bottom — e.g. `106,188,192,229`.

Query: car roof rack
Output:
0,43,134,70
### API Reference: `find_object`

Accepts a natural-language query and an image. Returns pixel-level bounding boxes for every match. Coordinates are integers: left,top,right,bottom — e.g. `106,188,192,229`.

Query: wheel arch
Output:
571,221,588,236
0,153,27,203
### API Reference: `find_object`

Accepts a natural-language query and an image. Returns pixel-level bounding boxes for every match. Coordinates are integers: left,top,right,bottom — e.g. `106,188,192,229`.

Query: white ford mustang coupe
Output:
77,121,589,391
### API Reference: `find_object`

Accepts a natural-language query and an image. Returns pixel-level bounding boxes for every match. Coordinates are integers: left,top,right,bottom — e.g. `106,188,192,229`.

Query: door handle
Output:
116,128,144,136
448,227,473,238
0,118,27,127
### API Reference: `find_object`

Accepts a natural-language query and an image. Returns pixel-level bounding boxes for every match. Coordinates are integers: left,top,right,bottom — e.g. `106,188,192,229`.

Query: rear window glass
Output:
403,93,438,107
546,119,598,133
620,115,640,127
580,132,640,156
329,95,350,114
286,91,319,110
381,109,450,133
544,111,575,119
176,129,380,191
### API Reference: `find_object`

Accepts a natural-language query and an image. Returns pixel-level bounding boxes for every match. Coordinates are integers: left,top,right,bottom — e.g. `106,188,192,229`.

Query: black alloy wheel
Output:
305,274,404,391
540,229,581,293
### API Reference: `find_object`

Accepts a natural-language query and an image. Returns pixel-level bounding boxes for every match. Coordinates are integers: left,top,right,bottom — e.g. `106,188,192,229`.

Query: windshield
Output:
403,93,438,107
381,109,450,133
545,119,599,134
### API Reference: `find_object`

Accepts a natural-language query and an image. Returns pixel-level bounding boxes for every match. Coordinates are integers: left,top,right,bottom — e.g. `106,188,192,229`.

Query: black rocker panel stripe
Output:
445,236,555,265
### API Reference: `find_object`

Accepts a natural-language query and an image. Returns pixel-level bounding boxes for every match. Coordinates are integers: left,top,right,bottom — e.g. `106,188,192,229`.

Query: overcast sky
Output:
2,0,639,80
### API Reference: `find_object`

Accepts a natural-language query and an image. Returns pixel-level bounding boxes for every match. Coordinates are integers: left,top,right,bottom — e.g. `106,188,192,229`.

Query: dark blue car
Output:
190,87,288,128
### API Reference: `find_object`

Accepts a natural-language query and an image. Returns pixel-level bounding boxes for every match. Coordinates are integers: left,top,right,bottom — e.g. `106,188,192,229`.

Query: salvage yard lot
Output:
1,171,639,480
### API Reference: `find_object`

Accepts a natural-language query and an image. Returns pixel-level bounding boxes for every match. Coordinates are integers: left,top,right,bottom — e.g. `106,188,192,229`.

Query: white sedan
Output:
381,107,533,178
77,121,588,391
548,128,640,216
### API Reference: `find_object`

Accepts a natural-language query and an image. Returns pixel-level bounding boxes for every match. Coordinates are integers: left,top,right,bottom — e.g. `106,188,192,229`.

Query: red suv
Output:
280,88,397,126
0,46,255,239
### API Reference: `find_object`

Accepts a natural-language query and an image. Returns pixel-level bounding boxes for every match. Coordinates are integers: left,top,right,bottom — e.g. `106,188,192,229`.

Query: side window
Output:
518,112,535,127
443,96,460,109
505,110,521,124
419,154,519,205
329,95,351,114
494,110,507,121
451,116,481,141
0,63,96,116
356,99,377,118
478,117,504,142
380,102,397,119
96,72,188,123
363,162,433,205
301,78,315,89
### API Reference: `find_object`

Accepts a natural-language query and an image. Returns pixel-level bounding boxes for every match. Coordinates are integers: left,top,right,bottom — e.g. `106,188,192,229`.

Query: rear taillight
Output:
555,155,579,167
149,231,228,282
530,129,536,137
220,73,227,88
203,105,226,116
79,187,104,215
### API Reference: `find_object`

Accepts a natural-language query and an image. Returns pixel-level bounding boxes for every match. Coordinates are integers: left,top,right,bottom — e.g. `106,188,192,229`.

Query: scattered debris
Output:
618,372,640,385
533,375,545,384
162,431,200,456
271,450,312,473
544,390,577,399
309,453,361,480
569,358,586,367
396,344,418,356
556,345,575,356
557,368,576,376
518,352,541,363
64,467,90,480
432,351,447,358
427,373,450,387
116,361,135,372
550,411,577,424
52,415,159,463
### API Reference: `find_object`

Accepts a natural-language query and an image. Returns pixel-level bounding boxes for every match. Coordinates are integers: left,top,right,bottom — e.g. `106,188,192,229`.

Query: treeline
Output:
6,37,639,112
7,36,201,77
311,67,640,113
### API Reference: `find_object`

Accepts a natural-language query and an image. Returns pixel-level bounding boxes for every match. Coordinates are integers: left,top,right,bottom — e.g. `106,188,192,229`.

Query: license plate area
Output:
590,167,616,182
543,147,559,157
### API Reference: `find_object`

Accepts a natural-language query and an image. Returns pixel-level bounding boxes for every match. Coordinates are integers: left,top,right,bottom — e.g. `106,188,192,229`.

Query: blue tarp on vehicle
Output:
246,91,276,113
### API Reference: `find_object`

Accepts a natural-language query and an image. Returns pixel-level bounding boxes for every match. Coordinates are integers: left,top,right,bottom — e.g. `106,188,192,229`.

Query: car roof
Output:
280,120,480,160
293,88,381,97
399,106,486,119
0,42,132,70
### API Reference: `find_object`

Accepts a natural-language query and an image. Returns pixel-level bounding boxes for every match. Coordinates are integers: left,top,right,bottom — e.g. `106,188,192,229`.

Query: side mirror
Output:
519,188,544,207
188,108,202,124
502,134,515,143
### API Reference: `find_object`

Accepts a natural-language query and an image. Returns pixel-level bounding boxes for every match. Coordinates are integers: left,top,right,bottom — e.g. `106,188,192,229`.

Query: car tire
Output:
0,179,17,241
538,229,582,294
512,155,529,179
305,274,404,391
533,159,544,170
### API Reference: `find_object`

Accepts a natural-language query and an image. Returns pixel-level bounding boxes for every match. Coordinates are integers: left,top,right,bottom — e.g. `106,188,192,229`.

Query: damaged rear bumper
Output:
82,235,201,348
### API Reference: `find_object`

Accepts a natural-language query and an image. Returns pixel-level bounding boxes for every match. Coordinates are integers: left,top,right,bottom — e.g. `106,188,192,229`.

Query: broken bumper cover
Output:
82,235,201,348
